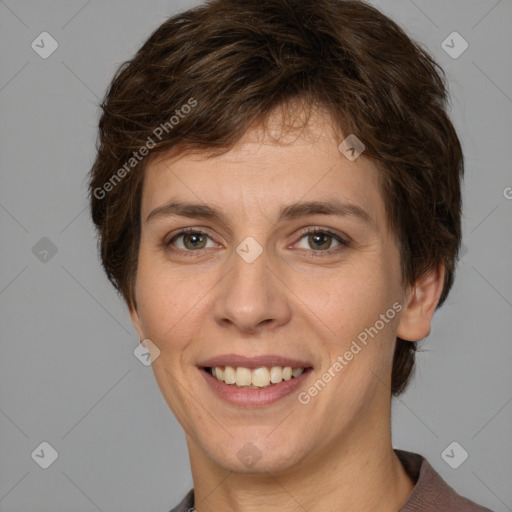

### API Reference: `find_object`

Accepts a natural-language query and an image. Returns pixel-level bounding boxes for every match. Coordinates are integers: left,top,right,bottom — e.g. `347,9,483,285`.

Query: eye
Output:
295,228,349,253
167,228,217,251
165,227,349,256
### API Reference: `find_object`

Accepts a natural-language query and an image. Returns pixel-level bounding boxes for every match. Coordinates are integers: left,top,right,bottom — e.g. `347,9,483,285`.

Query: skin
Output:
129,107,445,512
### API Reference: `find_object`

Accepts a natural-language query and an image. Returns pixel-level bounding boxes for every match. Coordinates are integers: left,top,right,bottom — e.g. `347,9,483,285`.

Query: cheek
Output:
294,257,401,367
134,252,203,347
297,263,389,328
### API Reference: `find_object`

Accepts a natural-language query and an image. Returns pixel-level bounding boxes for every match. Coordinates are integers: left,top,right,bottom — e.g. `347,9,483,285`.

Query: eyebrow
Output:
146,199,374,226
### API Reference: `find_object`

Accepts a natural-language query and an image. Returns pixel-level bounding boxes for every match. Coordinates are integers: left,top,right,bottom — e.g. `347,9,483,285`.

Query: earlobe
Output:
396,262,445,342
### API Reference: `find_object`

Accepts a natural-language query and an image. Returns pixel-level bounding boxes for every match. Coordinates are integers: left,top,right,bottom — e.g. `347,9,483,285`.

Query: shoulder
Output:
169,488,194,512
395,449,495,512
169,453,495,512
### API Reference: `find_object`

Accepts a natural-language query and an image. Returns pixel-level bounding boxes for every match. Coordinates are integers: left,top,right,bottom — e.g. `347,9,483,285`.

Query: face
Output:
130,110,412,476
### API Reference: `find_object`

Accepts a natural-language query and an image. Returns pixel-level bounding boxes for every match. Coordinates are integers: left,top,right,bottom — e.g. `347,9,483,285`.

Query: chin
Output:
202,433,310,475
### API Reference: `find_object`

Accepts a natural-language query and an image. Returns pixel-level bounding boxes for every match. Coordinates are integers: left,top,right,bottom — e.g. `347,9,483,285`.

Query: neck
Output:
186,415,414,512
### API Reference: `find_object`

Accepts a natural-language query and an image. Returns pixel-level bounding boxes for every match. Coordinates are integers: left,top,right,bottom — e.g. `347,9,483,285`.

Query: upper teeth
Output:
211,366,304,387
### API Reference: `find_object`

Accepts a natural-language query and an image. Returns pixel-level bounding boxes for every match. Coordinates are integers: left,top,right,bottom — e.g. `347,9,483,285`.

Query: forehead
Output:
140,110,387,229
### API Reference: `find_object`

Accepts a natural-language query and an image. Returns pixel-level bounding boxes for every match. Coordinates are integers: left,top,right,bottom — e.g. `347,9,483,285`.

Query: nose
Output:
213,247,292,334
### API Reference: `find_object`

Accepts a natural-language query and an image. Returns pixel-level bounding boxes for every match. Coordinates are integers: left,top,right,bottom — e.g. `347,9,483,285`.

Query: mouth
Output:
202,365,310,388
197,355,314,406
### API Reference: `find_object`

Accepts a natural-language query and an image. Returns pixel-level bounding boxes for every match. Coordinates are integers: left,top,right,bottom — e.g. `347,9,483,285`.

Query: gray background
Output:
0,0,511,511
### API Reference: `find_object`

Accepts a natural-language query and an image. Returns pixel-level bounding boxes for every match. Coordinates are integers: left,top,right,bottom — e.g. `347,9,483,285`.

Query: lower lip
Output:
199,368,312,407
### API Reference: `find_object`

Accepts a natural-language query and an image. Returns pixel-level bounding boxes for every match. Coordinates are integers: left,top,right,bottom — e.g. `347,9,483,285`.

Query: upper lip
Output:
198,354,313,369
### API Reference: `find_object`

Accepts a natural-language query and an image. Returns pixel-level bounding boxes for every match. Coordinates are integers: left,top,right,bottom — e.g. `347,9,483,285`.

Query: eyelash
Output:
165,227,350,257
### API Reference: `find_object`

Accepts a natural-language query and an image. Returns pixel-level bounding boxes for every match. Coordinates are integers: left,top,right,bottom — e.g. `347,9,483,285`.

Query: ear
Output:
129,304,145,341
396,262,445,342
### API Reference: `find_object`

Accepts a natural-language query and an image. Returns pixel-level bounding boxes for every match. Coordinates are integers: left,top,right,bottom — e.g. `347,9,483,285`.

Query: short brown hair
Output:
88,0,464,395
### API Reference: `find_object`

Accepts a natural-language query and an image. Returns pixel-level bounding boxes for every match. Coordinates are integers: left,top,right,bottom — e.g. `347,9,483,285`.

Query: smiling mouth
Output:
203,365,311,388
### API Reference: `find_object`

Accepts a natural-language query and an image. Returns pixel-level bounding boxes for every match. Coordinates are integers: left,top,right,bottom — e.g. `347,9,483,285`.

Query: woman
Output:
88,1,493,510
